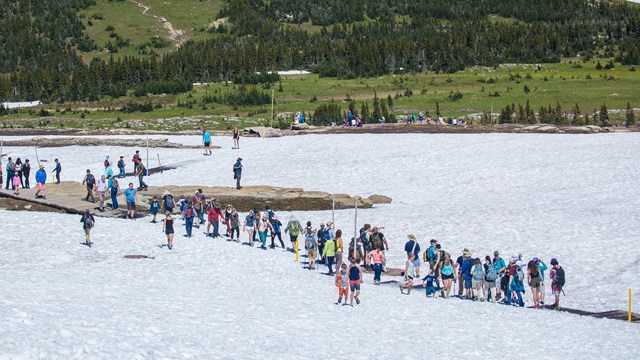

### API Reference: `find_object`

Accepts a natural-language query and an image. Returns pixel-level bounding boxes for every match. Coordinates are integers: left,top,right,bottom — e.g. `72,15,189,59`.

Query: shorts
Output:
127,202,136,211
529,277,541,289
307,249,317,258
151,208,158,215
484,280,496,288
552,285,562,296
349,280,361,292
442,273,454,280
472,280,483,291
412,258,420,268
246,226,254,231
464,278,472,289
338,287,349,297
204,142,211,147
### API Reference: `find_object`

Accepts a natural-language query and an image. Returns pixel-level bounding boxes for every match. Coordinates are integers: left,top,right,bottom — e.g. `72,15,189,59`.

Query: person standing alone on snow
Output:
202,128,212,155
233,157,243,189
53,159,62,184
81,210,95,247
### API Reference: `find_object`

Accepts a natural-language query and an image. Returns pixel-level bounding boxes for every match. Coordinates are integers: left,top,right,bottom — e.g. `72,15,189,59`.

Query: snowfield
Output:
1,133,639,358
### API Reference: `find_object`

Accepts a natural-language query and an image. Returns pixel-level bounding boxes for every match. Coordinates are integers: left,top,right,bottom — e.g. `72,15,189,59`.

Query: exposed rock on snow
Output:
1,137,204,148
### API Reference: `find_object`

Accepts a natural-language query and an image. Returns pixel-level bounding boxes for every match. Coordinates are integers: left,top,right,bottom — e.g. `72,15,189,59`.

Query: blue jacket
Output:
404,240,420,259
54,163,61,173
233,161,242,176
35,169,46,183
461,258,473,280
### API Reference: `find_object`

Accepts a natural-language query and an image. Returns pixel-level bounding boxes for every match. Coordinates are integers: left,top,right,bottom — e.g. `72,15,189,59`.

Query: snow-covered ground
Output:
1,133,639,357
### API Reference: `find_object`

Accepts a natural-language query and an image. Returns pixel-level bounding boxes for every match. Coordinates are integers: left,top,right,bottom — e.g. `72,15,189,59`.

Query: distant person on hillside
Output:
471,258,485,301
528,259,542,308
347,257,362,306
440,257,455,298
117,156,126,178
82,169,96,203
257,212,274,249
124,183,137,219
108,175,119,209
404,234,421,277
549,258,565,310
183,201,195,238
508,260,526,307
493,251,507,301
232,128,240,149
284,215,302,251
233,157,243,190
35,165,47,199
81,210,95,247
162,211,175,250
53,158,61,184
22,159,31,189
202,128,212,155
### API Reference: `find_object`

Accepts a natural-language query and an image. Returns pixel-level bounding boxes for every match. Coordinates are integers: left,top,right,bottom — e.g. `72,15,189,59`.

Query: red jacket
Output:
208,207,224,221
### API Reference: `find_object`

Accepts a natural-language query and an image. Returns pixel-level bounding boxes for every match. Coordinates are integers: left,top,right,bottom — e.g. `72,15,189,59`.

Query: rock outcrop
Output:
1,137,204,148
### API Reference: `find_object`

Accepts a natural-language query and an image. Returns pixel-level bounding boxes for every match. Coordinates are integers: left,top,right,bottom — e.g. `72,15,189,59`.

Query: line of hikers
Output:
2,156,61,198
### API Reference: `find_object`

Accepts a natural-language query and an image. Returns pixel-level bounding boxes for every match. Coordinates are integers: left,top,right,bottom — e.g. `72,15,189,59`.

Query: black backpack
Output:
556,266,566,287
86,174,95,186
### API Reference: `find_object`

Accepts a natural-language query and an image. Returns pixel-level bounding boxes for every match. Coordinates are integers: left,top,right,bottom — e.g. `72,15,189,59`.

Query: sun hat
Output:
163,190,170,196
463,249,472,257
407,234,417,241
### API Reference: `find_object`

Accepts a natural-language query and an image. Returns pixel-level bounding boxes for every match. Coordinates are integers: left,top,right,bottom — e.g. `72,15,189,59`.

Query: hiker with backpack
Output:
535,258,548,306
284,215,302,251
5,157,15,190
508,260,526,307
183,202,196,238
233,157,242,190
484,256,498,302
135,161,148,190
470,258,486,301
162,190,175,214
404,234,421,277
53,159,61,184
117,156,126,178
207,201,224,238
493,251,507,301
527,259,542,308
317,224,328,264
108,175,119,209
80,210,95,247
35,165,47,199
303,223,318,269
549,258,565,310
369,226,388,253
347,257,363,306
82,169,96,202
349,235,364,264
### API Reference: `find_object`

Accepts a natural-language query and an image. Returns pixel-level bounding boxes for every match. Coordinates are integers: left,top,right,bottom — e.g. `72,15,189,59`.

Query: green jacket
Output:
323,239,336,257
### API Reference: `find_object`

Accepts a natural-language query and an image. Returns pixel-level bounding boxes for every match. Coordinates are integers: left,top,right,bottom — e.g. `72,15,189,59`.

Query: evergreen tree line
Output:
1,0,640,103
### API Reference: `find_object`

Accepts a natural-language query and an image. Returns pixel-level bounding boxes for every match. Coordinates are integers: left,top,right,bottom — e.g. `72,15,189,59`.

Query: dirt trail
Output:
128,0,188,48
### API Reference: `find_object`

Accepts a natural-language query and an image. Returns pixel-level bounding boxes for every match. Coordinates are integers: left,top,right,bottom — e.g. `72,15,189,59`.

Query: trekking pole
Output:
34,146,41,167
629,288,633,323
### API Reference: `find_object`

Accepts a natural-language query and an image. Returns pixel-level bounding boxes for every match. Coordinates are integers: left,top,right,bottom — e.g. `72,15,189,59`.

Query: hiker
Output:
284,215,302,251
233,157,242,189
108,175,119,209
426,239,438,272
150,196,160,223
460,249,474,299
493,251,507,301
207,201,224,237
117,156,126,178
15,158,24,188
484,256,498,302
470,258,485,301
162,211,175,250
270,215,285,249
5,157,15,190
440,257,455,298
367,244,385,285
303,222,318,269
232,128,240,149
528,259,542,308
12,171,20,195
508,260,526,307
256,212,274,249
202,128,212,155
359,224,372,257
323,233,336,275
535,257,548,306
400,253,416,295
456,248,471,297
135,161,148,190
224,204,233,236
124,183,137,219
348,235,364,264
404,234,421,277
82,169,96,202
193,196,203,227
334,230,344,271
335,264,349,305
347,257,362,306
317,223,327,264
243,209,256,246
132,150,140,166
105,161,114,179
162,190,174,214
369,226,388,252
80,210,95,247
96,175,108,212
53,159,61,184
422,270,438,298
549,258,565,310
229,207,240,242
35,165,47,199
22,159,31,188
184,202,196,238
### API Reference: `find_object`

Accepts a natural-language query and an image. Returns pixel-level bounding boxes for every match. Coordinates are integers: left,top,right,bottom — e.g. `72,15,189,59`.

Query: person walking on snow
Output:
117,156,126,178
284,215,302,251
162,211,175,250
82,169,96,202
108,175,119,209
347,257,363,306
124,183,137,219
35,165,47,199
135,161,148,190
202,128,212,155
96,175,108,212
80,210,95,247
233,157,243,189
53,159,62,184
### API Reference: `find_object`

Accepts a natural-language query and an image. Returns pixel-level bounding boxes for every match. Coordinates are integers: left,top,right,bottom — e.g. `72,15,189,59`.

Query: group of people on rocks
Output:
398,236,566,310
1,156,60,199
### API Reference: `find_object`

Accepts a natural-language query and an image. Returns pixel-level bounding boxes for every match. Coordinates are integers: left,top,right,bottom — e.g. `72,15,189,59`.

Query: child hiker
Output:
335,264,349,305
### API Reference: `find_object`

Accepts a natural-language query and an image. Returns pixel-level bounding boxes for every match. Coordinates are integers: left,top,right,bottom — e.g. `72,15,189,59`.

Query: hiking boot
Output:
355,296,360,305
